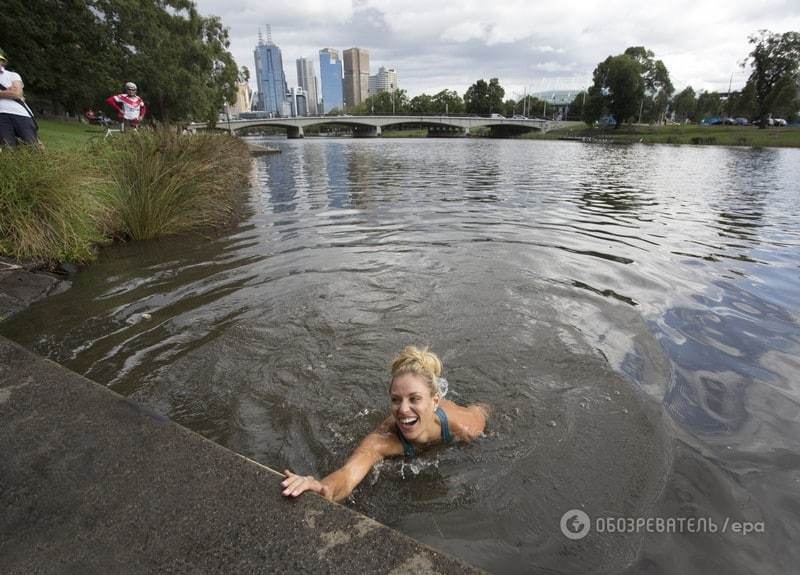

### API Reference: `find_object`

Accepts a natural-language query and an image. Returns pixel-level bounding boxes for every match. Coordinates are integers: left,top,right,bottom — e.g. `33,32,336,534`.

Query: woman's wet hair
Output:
390,346,443,396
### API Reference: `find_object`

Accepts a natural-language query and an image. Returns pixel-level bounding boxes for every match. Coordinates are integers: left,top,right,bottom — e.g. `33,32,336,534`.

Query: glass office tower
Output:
319,48,344,114
253,29,289,117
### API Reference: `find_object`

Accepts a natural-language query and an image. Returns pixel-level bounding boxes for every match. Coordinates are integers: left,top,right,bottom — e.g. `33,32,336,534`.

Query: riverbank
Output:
1,122,253,264
524,123,800,147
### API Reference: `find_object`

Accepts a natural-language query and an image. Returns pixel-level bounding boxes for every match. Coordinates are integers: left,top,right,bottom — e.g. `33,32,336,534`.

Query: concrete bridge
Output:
192,115,572,138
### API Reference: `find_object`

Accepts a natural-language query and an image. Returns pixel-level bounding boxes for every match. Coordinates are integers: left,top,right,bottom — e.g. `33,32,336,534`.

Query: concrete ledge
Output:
0,336,482,574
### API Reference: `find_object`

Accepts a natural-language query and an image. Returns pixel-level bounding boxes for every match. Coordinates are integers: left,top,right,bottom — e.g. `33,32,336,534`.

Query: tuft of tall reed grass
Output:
0,146,107,263
100,130,252,240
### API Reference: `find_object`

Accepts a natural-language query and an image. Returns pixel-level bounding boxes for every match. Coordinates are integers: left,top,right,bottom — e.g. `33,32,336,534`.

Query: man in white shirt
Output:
0,48,38,147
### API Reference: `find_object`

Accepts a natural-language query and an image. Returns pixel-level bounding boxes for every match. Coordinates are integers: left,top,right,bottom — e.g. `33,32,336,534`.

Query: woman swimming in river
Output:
281,346,489,502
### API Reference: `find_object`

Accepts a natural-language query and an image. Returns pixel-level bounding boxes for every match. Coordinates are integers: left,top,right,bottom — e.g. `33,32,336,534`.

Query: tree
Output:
566,92,586,121
584,46,674,126
409,93,436,114
695,91,722,120
623,46,674,123
431,89,464,115
727,83,756,119
358,90,409,115
0,0,123,114
624,47,674,96
464,78,505,115
517,94,547,118
585,54,644,126
671,87,696,122
744,30,800,126
106,1,239,123
0,0,239,122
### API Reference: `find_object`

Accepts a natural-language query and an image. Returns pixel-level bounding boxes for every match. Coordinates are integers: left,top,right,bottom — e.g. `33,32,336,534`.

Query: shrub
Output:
0,146,106,263
99,130,251,240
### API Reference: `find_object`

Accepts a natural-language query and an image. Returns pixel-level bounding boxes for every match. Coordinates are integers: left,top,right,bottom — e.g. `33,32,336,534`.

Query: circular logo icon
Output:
560,509,591,540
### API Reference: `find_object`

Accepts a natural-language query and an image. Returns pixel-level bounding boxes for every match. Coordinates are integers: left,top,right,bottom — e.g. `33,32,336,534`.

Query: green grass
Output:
525,123,800,148
37,118,106,151
1,121,253,264
100,130,251,240
0,146,107,262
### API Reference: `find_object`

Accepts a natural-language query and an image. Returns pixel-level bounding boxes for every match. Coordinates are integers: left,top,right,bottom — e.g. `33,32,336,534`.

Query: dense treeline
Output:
0,0,239,123
579,31,799,127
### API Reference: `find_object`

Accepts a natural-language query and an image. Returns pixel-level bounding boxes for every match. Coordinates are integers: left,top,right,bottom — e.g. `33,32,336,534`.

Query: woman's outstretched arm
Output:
282,427,401,502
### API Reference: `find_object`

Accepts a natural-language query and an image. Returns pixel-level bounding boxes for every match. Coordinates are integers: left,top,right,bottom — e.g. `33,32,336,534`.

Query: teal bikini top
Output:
396,407,453,457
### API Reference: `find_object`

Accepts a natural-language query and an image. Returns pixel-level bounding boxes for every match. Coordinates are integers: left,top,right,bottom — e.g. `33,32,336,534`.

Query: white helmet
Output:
125,82,137,91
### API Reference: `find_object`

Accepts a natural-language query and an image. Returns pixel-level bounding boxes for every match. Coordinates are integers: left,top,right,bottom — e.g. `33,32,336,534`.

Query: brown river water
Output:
3,137,799,573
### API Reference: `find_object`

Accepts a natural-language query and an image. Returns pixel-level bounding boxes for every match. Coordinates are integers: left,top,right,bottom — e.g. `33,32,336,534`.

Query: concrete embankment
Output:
0,336,482,574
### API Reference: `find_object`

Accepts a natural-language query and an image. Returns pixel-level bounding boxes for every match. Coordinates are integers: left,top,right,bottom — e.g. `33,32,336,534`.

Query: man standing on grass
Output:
0,47,39,147
106,82,147,131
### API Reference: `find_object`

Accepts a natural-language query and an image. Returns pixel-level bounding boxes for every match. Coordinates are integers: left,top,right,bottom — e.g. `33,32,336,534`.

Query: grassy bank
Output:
525,123,800,147
1,122,251,264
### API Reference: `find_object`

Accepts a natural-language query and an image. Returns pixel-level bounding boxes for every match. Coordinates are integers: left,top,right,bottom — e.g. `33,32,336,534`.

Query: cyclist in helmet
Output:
106,82,146,131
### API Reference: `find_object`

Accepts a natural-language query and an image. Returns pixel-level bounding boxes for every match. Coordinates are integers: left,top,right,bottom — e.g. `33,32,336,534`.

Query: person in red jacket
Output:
106,82,146,131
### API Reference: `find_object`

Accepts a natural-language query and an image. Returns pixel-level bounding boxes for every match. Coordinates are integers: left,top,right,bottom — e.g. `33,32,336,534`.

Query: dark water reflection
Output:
3,138,800,574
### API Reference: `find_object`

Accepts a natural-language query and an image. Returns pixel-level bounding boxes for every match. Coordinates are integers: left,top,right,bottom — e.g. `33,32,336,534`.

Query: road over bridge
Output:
191,115,580,138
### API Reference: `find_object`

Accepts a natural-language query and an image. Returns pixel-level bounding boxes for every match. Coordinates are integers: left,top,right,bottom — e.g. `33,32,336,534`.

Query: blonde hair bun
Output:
390,346,444,396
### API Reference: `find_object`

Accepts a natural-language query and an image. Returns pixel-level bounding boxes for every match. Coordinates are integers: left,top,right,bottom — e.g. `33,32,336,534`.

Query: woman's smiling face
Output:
390,372,439,441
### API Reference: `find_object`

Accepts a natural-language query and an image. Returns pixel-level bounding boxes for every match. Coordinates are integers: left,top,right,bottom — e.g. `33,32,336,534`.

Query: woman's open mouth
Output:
398,416,419,431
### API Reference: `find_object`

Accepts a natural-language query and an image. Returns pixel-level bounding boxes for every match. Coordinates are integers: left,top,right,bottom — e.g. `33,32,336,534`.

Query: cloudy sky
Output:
195,0,800,99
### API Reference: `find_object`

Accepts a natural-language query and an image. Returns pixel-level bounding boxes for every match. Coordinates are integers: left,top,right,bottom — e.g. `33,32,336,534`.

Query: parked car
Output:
722,117,737,125
701,116,722,125
490,113,505,119
596,115,616,127
734,117,749,126
773,118,788,127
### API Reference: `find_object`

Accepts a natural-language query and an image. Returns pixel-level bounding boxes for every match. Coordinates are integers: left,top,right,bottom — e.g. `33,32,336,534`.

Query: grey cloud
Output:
195,0,800,96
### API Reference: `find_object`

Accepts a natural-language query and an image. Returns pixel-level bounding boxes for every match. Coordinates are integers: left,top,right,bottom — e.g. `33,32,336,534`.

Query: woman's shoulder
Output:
440,400,489,441
359,416,405,457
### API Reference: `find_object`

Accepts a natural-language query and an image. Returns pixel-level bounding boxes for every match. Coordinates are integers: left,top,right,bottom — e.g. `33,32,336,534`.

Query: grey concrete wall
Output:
0,336,482,574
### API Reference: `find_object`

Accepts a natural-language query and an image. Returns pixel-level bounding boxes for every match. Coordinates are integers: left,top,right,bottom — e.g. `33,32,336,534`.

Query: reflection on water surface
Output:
4,138,799,574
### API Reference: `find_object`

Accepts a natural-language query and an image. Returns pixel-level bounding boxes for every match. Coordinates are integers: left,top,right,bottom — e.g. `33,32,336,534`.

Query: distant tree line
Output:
351,29,799,129
0,0,241,123
578,30,799,127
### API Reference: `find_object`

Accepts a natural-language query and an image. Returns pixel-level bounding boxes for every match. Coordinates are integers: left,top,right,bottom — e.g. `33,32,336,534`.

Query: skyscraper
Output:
343,48,370,108
253,26,289,117
296,58,319,116
368,66,398,97
319,48,344,114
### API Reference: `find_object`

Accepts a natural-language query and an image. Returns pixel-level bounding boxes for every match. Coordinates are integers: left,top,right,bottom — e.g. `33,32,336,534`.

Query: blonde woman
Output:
281,346,489,502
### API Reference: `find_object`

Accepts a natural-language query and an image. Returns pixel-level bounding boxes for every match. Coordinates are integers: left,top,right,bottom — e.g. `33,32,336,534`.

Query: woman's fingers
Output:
280,469,319,497
281,469,298,487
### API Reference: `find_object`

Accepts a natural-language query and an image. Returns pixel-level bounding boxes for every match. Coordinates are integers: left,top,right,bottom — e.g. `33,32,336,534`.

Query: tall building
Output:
368,66,398,97
296,58,319,116
343,47,369,109
287,87,308,117
253,26,289,117
227,80,253,118
319,49,344,114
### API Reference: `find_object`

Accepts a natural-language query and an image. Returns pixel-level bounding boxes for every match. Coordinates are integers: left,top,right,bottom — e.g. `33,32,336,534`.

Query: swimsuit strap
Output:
396,407,453,457
436,407,454,444
396,427,416,457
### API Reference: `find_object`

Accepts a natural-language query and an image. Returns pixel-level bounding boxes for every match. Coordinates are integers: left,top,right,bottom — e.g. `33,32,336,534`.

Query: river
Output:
3,137,799,574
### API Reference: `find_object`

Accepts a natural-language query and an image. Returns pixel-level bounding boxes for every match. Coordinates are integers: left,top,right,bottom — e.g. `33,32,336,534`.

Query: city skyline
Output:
194,0,800,100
